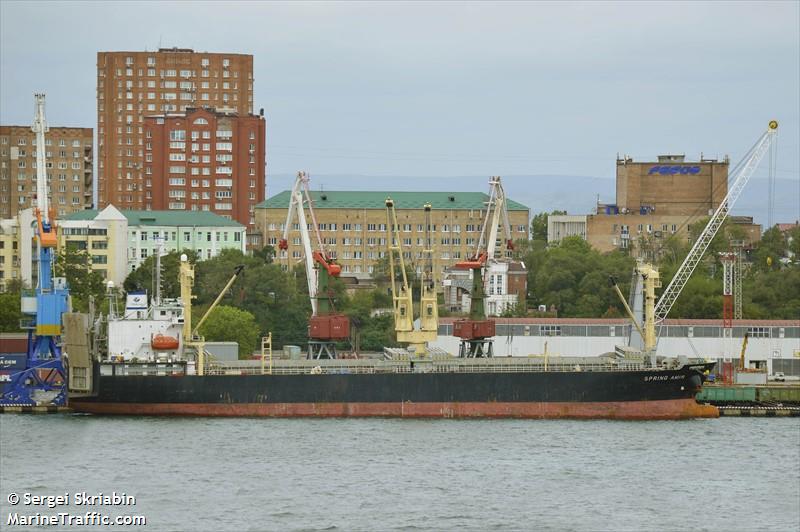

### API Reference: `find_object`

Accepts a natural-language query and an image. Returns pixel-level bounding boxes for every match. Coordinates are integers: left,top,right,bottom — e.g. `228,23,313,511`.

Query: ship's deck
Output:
98,355,704,377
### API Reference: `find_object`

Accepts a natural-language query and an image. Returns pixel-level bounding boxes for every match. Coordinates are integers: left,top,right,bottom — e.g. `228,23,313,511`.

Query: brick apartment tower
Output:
144,107,265,238
0,126,93,218
97,48,254,210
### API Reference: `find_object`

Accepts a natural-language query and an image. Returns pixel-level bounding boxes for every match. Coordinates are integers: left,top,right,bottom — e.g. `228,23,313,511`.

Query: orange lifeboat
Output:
152,333,179,350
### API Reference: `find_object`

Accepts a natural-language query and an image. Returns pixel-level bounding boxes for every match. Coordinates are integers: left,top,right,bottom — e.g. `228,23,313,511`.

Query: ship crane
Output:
385,198,438,355
612,122,778,362
180,256,244,376
452,176,514,357
279,171,349,359
1,94,70,406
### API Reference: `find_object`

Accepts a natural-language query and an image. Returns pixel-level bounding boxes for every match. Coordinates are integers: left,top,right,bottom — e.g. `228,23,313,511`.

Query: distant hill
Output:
266,173,799,229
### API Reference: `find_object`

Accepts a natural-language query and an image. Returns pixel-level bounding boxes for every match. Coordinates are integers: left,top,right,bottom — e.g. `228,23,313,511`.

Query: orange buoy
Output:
152,333,179,350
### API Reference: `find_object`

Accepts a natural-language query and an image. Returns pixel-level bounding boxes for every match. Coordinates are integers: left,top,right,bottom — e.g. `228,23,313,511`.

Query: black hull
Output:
71,364,719,419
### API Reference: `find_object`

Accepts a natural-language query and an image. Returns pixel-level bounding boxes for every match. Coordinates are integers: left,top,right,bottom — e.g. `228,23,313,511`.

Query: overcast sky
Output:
1,1,798,199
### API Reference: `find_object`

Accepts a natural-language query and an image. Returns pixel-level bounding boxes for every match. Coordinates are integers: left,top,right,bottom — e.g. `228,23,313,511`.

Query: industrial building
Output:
0,125,93,219
143,106,266,243
255,190,530,281
96,48,254,210
548,154,760,257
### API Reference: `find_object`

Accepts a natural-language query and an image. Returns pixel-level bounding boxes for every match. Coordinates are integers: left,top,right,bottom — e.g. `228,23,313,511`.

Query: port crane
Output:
452,176,514,357
654,121,779,324
385,198,438,355
612,122,779,361
1,95,71,406
279,171,349,359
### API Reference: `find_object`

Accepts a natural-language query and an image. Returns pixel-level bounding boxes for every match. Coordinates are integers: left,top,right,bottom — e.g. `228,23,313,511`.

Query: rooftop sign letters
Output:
648,165,701,175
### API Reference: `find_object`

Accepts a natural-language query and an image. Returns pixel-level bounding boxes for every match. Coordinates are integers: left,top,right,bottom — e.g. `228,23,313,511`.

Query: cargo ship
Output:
70,357,717,419
66,255,718,420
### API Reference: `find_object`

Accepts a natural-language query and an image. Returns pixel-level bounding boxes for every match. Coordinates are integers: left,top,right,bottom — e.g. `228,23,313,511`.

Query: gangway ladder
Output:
261,333,273,375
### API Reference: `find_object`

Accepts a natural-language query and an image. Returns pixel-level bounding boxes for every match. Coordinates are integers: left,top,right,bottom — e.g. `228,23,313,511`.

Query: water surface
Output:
1,416,798,531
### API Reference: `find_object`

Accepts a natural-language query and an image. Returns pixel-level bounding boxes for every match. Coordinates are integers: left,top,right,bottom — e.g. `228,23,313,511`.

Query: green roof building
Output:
255,189,529,279
60,205,246,285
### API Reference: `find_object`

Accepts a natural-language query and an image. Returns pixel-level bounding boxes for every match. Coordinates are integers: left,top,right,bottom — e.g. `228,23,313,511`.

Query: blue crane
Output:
0,94,70,406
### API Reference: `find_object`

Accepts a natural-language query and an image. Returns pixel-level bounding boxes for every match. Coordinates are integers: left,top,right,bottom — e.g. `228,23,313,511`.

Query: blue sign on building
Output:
648,165,701,175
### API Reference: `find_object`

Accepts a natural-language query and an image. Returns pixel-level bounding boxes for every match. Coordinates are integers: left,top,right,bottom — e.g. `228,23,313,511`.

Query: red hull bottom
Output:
71,399,719,420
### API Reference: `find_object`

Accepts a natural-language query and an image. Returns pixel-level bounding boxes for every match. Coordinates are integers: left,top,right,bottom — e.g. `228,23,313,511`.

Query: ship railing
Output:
99,361,188,377
200,360,647,376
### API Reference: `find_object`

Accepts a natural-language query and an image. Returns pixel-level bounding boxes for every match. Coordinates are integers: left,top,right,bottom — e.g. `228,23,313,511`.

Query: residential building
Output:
256,190,530,281
97,48,254,209
0,209,35,290
443,260,527,316
0,126,93,218
61,205,246,285
143,107,265,242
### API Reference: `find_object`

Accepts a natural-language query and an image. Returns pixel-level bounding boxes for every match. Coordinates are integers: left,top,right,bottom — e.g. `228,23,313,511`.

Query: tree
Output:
197,305,260,358
0,292,23,332
787,226,800,261
752,226,787,272
123,250,198,300
524,234,635,318
252,245,276,263
530,210,566,242
53,246,105,313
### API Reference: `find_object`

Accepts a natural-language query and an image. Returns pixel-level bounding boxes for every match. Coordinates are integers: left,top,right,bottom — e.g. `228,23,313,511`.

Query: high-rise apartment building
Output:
97,48,254,209
144,107,265,236
0,126,93,219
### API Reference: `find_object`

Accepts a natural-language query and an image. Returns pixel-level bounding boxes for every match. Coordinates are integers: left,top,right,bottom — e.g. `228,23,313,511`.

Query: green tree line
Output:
2,219,797,349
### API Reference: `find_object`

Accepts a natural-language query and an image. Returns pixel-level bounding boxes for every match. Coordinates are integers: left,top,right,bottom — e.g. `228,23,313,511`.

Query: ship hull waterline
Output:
71,398,718,419
69,366,720,419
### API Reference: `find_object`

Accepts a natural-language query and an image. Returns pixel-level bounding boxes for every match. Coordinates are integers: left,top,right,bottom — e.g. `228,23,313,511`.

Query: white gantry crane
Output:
653,121,779,324
280,171,323,314
452,176,516,356
279,171,349,359
477,175,515,262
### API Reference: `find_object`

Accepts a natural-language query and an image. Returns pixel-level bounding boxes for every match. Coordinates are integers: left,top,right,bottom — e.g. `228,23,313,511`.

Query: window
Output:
169,130,186,141
540,325,562,337
747,327,770,338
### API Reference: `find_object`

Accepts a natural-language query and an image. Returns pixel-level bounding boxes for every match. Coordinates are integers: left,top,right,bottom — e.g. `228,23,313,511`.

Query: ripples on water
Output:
1,416,798,531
